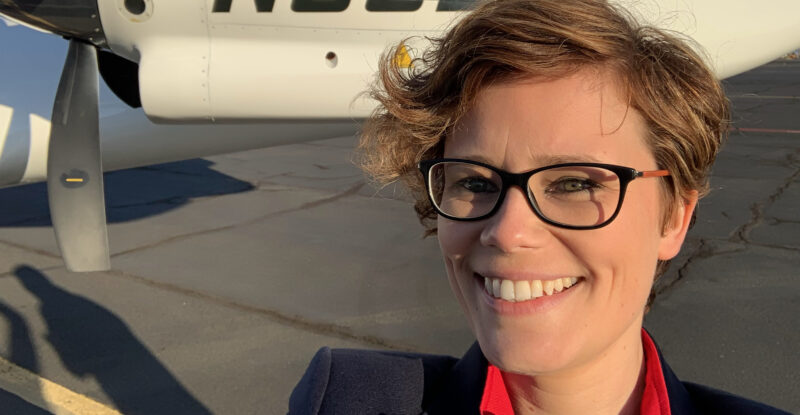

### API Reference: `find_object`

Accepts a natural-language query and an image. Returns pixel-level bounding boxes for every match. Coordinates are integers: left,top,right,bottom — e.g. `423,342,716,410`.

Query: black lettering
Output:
366,0,422,12
436,0,477,11
292,0,350,12
212,0,274,12
212,0,232,12
255,0,275,11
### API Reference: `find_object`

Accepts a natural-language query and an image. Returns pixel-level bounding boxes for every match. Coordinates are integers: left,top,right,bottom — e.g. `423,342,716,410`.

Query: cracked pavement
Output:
644,60,800,413
0,62,798,413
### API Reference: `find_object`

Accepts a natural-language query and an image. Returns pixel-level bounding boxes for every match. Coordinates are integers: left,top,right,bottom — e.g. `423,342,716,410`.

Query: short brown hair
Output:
357,0,729,301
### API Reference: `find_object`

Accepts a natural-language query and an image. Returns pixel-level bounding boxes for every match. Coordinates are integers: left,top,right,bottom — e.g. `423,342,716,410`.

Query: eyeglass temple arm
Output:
637,169,670,178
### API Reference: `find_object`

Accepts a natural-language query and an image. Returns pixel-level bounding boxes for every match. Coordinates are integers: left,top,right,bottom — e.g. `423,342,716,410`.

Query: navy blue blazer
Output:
289,338,791,414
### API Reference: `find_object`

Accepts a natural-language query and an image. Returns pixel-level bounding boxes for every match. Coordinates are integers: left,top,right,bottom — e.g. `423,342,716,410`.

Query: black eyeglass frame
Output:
418,158,670,230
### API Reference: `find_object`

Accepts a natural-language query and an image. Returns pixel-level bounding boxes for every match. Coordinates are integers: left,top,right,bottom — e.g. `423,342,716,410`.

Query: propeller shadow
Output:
0,158,254,227
10,265,213,415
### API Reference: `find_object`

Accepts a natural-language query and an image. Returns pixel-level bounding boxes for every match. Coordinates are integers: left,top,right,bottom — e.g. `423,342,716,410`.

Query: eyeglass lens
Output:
429,162,623,227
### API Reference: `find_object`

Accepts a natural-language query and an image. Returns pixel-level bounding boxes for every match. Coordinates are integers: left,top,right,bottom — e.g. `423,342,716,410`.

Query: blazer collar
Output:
647,330,698,415
424,341,487,414
423,332,697,415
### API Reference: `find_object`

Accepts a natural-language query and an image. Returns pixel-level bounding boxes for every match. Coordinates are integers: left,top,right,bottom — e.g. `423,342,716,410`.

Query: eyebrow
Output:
535,154,604,164
455,153,604,166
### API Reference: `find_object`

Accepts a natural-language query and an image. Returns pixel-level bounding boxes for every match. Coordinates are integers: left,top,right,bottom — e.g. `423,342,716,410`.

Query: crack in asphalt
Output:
746,241,800,253
769,218,800,225
731,156,800,244
656,150,800,297
111,181,366,258
655,239,746,298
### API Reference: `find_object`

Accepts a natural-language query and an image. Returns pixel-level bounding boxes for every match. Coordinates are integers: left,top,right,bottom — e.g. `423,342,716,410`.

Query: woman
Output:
290,0,790,413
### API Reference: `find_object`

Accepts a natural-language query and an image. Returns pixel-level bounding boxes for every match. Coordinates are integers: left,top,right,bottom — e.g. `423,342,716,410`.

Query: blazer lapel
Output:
424,342,488,414
649,332,699,415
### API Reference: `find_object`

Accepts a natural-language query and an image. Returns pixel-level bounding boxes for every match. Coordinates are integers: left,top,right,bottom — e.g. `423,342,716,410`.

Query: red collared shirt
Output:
479,329,670,415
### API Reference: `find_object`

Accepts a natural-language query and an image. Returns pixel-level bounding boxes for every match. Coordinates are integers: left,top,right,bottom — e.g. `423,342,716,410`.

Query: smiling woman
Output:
288,0,789,414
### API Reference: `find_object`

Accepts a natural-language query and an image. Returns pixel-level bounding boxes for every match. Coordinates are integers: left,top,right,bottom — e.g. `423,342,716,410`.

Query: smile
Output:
480,274,582,302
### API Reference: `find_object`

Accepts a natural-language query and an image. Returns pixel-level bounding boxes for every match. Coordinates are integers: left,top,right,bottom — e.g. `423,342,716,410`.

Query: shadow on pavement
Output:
0,389,52,415
10,265,213,415
0,158,254,227
0,300,39,372
0,300,52,414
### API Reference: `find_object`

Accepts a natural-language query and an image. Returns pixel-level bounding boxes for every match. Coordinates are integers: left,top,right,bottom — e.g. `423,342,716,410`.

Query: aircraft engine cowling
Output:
0,0,106,46
96,0,412,123
93,0,800,124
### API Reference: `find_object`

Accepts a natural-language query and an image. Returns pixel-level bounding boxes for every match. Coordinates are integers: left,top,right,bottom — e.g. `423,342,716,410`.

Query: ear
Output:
658,190,698,260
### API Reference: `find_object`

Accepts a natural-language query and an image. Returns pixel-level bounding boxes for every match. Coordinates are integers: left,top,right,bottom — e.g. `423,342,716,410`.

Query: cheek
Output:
580,192,662,304
437,218,469,288
437,217,483,265
437,218,481,321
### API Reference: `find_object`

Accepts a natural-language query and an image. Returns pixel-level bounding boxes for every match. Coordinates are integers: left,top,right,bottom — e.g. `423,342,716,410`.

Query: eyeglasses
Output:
418,158,669,230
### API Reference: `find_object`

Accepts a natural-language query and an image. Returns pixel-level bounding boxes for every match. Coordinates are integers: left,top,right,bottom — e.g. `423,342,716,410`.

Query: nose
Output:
479,186,552,252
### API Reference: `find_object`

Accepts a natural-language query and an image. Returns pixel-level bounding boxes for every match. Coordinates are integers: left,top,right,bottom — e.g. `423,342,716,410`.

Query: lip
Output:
476,270,570,282
474,272,583,315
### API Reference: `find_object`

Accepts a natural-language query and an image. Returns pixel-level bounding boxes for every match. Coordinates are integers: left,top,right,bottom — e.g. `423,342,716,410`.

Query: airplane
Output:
1,0,799,273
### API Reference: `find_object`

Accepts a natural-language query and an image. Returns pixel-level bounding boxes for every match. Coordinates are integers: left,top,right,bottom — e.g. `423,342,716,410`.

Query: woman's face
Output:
438,70,693,375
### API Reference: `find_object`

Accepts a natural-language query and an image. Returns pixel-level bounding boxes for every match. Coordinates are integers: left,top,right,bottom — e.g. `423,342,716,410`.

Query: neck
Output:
501,322,646,415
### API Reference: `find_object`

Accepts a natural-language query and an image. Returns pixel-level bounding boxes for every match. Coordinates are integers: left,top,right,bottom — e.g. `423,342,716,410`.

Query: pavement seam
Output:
134,165,227,179
103,268,422,353
0,239,61,259
110,181,366,258
0,265,62,279
0,182,420,351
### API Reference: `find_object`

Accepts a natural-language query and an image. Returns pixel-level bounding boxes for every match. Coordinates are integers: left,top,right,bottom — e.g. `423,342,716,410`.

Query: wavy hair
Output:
357,0,729,306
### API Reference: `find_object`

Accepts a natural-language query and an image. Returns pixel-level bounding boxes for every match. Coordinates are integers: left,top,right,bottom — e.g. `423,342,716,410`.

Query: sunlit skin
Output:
437,69,697,415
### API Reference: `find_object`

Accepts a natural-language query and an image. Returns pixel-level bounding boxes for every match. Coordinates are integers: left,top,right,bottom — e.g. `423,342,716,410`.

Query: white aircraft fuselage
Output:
1,0,799,271
1,0,799,187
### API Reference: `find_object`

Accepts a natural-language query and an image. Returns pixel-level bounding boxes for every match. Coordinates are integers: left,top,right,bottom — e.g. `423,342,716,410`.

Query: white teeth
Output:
542,280,554,296
500,279,515,301
484,276,580,301
553,278,563,293
531,280,543,298
515,280,531,301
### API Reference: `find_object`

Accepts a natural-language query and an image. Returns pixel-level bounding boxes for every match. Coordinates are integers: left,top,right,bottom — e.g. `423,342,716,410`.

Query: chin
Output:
475,323,582,375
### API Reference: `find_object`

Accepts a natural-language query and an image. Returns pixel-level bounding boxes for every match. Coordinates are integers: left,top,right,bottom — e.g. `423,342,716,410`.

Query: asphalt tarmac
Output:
0,60,798,414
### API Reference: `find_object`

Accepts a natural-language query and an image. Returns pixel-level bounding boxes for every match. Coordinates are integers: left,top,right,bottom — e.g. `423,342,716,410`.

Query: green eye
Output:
457,177,499,193
547,178,597,193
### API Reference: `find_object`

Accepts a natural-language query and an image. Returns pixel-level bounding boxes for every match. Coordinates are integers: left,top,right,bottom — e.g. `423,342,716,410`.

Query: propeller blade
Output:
47,40,110,272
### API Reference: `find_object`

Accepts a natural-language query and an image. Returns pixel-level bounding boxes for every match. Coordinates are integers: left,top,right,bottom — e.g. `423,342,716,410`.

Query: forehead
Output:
444,69,652,169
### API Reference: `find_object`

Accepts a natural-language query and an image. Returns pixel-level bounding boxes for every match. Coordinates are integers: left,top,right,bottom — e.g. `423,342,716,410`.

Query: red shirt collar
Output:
479,329,671,415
